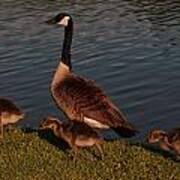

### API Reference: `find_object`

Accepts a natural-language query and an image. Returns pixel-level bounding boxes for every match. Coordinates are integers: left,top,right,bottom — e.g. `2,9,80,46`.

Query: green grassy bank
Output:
0,128,179,180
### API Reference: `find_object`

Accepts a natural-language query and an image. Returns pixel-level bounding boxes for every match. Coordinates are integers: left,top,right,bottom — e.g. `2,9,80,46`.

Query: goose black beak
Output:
45,18,57,25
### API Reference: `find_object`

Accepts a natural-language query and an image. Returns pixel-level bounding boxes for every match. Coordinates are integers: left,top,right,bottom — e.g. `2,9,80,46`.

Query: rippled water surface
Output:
1,0,180,138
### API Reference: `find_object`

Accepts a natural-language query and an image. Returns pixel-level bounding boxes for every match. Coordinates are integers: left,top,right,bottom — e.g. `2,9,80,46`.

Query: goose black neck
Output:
61,19,73,70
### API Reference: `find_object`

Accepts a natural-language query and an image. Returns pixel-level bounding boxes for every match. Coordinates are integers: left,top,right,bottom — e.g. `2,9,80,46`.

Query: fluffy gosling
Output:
148,128,180,156
0,98,24,139
39,116,104,160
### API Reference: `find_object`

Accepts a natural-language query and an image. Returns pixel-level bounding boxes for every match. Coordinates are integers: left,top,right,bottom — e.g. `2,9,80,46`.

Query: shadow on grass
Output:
21,127,70,152
130,141,180,163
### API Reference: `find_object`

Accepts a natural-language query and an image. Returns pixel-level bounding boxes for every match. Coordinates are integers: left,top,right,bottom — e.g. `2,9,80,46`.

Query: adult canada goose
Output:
148,128,180,156
0,98,24,139
46,13,138,137
40,116,104,160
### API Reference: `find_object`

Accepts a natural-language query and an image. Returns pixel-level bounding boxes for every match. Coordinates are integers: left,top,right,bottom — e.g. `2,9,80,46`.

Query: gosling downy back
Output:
0,98,24,125
0,98,24,139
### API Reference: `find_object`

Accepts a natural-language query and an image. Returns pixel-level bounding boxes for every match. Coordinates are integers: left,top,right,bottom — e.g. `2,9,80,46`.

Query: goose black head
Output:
46,13,72,27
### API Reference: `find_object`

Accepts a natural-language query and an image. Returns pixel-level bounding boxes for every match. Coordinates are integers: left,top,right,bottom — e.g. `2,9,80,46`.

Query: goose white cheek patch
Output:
58,16,70,26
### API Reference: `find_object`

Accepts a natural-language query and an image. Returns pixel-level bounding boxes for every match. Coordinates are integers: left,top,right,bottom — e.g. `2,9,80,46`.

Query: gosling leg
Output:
0,116,3,140
95,142,104,160
72,146,80,163
69,136,79,162
173,145,180,161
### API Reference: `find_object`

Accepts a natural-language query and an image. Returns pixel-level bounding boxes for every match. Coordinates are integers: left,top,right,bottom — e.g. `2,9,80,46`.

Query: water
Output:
0,0,180,138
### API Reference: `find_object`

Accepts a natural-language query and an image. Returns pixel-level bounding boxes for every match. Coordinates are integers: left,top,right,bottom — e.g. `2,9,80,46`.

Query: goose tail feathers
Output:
112,122,139,138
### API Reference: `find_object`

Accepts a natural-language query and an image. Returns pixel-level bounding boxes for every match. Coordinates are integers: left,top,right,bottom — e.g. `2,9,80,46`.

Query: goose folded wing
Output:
60,76,128,127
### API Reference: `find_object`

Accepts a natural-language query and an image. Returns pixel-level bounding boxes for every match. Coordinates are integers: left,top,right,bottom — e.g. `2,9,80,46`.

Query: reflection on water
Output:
0,0,180,138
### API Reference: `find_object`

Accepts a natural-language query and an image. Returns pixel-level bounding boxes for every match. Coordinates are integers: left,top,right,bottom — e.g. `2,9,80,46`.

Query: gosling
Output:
40,116,104,160
0,98,24,139
148,128,180,156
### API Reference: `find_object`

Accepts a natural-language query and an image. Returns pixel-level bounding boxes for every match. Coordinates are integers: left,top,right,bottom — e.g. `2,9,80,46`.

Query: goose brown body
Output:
52,73,132,129
47,13,137,137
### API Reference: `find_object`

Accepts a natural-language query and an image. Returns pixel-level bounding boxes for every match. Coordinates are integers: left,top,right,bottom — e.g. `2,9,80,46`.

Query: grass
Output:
0,128,179,180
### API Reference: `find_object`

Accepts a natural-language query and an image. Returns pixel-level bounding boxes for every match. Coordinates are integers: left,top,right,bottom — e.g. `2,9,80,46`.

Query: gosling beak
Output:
39,123,45,130
39,120,46,130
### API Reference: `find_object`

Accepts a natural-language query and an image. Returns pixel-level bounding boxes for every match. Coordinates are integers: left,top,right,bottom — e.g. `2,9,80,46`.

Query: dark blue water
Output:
0,0,180,138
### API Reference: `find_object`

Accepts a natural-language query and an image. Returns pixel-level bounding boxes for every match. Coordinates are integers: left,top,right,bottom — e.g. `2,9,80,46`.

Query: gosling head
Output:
148,129,167,144
46,13,72,27
39,116,62,131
